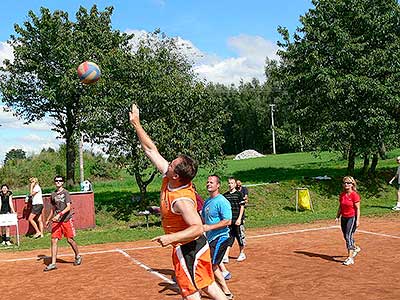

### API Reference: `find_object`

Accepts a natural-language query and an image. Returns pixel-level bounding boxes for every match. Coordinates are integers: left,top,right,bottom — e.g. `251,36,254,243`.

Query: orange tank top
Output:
160,177,197,236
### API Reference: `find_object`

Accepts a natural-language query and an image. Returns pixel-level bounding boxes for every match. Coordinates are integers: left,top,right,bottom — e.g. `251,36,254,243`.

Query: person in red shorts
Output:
44,175,82,271
335,176,361,266
129,104,226,300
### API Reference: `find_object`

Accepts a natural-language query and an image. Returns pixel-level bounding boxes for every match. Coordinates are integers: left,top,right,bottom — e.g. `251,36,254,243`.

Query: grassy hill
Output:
6,150,400,251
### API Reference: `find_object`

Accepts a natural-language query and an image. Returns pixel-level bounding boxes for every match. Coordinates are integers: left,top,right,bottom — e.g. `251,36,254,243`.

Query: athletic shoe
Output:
33,233,43,239
44,264,57,272
237,252,246,262
343,257,354,266
74,255,82,266
222,271,232,280
222,256,229,264
5,241,12,246
1,241,6,246
225,293,234,300
352,246,361,258
392,206,400,211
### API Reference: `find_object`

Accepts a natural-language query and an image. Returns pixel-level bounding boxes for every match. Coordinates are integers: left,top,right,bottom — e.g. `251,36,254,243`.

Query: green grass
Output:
4,150,400,252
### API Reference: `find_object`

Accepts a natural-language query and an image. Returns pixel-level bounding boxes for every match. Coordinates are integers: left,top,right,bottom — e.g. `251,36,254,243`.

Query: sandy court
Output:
1,217,399,299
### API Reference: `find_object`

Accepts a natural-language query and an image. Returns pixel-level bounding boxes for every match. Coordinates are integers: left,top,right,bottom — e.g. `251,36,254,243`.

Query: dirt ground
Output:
1,217,399,299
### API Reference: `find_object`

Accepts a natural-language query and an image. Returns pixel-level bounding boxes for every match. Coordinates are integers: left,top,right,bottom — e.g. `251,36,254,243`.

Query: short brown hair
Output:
174,155,198,184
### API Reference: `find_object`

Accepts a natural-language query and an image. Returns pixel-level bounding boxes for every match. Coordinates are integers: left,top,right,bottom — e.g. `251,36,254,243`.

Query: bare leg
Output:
67,237,80,257
213,265,231,294
38,215,44,236
219,262,228,273
50,238,58,265
201,281,227,300
397,189,400,206
28,213,40,234
184,291,202,300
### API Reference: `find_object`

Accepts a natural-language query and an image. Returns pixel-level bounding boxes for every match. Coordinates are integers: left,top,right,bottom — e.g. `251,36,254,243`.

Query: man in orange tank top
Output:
129,104,227,300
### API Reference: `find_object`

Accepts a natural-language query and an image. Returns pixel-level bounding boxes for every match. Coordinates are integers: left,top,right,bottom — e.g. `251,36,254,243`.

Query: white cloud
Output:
124,30,279,85
0,41,13,66
195,34,280,85
0,105,53,131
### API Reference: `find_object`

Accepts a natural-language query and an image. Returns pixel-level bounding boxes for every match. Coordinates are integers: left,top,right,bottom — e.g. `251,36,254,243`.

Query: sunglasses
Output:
54,180,64,183
343,182,353,185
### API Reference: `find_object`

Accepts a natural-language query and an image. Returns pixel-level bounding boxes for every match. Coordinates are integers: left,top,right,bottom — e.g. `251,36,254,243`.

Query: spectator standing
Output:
0,184,15,246
44,175,82,271
223,177,246,262
236,180,249,205
28,177,44,238
388,156,400,210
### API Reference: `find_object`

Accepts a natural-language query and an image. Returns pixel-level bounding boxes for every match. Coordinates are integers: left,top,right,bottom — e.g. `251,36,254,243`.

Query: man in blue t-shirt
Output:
202,175,234,300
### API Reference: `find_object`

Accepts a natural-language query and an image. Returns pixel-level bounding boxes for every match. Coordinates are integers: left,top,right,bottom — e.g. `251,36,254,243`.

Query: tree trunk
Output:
369,153,379,176
379,143,387,160
65,133,76,187
134,170,157,210
347,147,355,175
361,154,369,176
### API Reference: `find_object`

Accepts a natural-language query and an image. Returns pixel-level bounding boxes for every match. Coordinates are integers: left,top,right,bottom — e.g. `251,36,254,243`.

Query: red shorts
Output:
172,235,214,297
51,219,76,239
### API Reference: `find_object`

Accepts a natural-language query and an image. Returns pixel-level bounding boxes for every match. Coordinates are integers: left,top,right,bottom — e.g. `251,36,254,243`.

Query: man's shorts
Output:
31,204,43,215
172,235,214,297
209,235,230,265
51,219,76,239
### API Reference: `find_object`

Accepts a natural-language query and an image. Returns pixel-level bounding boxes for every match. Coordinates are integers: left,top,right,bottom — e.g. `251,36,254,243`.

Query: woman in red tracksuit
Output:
336,176,361,266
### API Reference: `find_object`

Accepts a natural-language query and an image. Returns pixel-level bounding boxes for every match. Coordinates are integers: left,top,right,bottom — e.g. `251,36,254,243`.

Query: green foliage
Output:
9,149,400,251
277,0,400,172
4,148,26,165
0,147,119,189
0,5,132,185
87,31,228,204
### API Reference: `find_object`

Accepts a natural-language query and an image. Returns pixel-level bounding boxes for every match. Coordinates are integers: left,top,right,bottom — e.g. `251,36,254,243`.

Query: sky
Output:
0,0,313,164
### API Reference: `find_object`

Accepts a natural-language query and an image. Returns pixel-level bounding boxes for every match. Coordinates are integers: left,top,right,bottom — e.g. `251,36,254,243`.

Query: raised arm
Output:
129,104,168,174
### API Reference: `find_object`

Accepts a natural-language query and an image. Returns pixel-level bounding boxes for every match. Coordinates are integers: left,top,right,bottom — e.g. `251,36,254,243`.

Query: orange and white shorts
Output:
172,235,214,297
51,219,76,239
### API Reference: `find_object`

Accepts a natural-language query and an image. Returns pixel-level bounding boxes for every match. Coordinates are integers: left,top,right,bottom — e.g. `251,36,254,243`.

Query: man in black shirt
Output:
223,177,246,262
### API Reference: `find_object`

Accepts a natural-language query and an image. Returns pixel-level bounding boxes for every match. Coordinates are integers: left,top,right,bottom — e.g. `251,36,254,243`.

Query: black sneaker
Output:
44,264,57,272
74,255,82,266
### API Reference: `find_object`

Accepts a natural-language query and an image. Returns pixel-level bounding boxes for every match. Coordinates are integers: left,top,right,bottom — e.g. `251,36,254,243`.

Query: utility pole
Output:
79,132,84,186
270,104,276,154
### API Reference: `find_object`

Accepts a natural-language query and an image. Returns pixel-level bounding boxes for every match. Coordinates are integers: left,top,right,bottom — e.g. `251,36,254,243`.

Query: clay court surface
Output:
1,216,399,299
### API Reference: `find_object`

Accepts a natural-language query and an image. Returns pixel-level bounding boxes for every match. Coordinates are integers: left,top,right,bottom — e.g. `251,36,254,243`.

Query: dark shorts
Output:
229,224,246,247
209,235,230,265
31,204,43,215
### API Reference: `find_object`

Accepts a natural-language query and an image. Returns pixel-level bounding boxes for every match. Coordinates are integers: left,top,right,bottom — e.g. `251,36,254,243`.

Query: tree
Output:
277,0,400,175
90,31,228,205
0,5,132,186
4,148,26,165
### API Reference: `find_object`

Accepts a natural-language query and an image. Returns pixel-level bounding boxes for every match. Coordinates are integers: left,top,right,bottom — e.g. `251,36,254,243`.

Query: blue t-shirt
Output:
202,194,232,242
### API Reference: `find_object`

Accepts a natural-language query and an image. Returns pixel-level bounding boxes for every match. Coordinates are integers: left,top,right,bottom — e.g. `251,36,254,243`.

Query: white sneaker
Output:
222,256,229,264
392,206,400,211
237,253,246,262
5,241,12,246
352,246,361,258
343,257,354,266
1,241,5,246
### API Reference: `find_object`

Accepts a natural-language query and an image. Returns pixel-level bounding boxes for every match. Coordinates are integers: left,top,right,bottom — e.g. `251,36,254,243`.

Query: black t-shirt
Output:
0,191,12,214
223,190,245,223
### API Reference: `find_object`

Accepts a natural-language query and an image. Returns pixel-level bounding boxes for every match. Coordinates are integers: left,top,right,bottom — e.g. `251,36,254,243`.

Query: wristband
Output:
58,211,64,217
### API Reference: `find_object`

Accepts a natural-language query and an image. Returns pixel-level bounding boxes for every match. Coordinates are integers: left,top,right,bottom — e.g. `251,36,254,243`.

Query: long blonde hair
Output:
342,176,357,191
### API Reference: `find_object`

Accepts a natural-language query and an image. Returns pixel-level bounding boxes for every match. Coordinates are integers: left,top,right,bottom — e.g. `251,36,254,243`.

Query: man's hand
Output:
129,103,140,127
152,234,174,247
235,219,241,226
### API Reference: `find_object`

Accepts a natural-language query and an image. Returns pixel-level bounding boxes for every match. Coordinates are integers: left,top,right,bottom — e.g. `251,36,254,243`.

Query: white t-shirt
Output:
32,184,43,205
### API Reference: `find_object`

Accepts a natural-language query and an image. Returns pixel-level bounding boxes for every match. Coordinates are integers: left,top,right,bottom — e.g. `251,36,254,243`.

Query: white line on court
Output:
358,230,400,239
116,248,175,285
248,225,339,239
1,226,398,263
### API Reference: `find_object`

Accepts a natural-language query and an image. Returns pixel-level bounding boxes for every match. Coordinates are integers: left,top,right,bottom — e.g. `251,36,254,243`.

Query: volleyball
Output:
77,61,101,84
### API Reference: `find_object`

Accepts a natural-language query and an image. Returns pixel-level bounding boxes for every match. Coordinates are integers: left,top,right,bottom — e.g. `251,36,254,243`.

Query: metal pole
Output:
270,104,276,154
79,132,84,185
